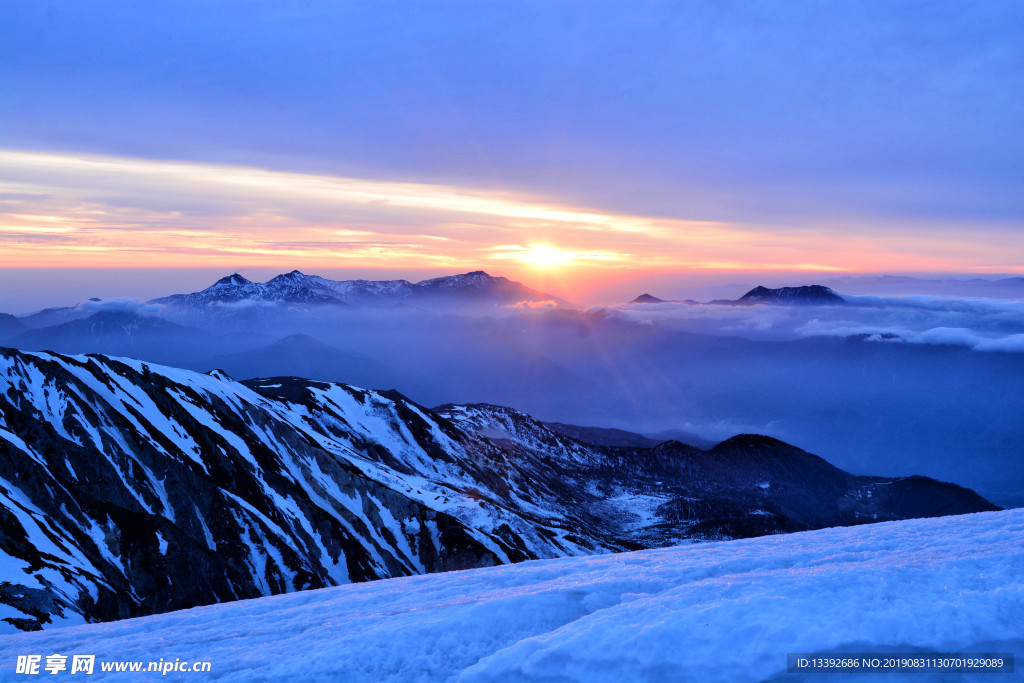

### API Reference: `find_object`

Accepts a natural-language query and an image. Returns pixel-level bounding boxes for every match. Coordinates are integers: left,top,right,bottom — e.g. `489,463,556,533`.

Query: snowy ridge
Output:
0,349,641,632
438,403,598,466
0,509,1020,682
150,269,559,313
0,350,578,631
0,348,997,632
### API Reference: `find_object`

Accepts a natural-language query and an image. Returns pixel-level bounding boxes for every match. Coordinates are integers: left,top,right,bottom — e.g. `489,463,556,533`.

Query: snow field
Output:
0,508,1020,682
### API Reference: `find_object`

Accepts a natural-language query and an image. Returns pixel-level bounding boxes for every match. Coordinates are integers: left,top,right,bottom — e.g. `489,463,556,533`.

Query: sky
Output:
1,0,1022,306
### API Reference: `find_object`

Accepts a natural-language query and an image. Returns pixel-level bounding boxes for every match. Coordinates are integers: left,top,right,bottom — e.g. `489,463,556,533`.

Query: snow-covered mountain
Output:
0,349,584,633
437,404,995,541
0,348,996,632
413,270,558,303
151,271,412,308
150,270,561,314
2,508,1019,682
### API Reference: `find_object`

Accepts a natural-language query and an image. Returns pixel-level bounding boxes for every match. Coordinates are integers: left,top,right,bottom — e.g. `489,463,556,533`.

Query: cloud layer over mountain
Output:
4,273,1024,508
615,293,1024,351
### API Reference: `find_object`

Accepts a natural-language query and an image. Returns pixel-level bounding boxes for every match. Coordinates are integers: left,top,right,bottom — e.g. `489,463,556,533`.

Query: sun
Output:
519,244,575,269
488,242,629,271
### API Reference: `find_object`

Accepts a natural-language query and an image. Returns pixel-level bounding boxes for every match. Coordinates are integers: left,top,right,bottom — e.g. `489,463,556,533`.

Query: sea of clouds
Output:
613,294,1024,352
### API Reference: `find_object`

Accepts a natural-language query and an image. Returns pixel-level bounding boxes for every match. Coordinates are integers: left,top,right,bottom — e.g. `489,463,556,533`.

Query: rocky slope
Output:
0,348,996,632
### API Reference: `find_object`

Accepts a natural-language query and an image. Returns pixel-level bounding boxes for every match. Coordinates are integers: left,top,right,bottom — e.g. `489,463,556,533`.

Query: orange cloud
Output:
1,150,1021,279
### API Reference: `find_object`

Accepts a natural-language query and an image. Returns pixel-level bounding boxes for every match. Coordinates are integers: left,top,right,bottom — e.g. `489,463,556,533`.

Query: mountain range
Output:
0,271,564,337
152,269,562,314
3,270,1023,511
1,274,857,341
0,348,996,632
630,284,847,306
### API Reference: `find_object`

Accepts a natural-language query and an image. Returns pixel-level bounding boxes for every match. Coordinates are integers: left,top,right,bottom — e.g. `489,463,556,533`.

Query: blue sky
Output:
1,0,1022,303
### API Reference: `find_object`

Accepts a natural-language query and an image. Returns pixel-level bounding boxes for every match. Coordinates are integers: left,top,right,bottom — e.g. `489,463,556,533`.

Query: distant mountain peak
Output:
712,434,793,451
733,285,846,306
416,271,503,290
631,293,667,304
274,269,308,279
267,333,337,351
211,273,252,288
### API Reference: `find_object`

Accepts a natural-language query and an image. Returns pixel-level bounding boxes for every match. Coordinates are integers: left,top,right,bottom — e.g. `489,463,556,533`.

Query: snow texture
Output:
0,508,1019,682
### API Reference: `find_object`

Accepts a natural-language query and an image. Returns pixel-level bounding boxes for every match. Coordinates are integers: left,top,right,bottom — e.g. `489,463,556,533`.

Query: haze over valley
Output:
3,269,1023,509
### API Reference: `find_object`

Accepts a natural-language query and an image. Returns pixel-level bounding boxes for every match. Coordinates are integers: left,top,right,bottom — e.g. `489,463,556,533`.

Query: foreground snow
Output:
1,509,1021,682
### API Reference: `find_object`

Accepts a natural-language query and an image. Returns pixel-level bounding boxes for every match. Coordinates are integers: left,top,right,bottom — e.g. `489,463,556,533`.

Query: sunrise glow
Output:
2,150,1021,281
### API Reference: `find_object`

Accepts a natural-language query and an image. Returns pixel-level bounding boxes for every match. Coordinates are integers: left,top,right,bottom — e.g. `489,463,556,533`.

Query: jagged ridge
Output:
0,349,996,633
150,270,561,310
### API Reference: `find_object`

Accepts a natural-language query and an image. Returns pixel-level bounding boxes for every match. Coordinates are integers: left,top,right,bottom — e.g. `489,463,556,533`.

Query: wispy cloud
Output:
80,298,161,315
0,150,724,268
1,150,1022,276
